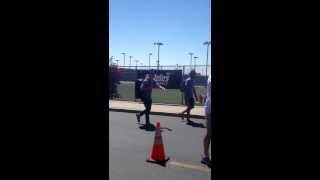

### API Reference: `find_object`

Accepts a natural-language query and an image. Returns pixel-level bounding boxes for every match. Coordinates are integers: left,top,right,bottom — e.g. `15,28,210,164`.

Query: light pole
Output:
194,56,198,71
188,52,193,70
129,56,133,68
115,59,120,66
153,42,163,70
109,56,113,65
121,52,126,66
135,59,139,69
203,41,211,78
148,53,152,69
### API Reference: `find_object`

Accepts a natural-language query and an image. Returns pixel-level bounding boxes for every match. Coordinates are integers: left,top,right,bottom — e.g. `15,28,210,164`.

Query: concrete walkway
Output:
109,100,205,119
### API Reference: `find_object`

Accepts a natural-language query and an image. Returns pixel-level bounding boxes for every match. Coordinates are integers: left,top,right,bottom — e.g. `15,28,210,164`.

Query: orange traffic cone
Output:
146,122,170,164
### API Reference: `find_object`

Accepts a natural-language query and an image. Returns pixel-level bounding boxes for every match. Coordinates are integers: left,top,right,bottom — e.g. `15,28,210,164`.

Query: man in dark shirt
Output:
136,72,166,129
180,70,198,124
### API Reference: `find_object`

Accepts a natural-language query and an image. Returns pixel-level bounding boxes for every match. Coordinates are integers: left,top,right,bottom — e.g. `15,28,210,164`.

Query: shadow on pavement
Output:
201,159,214,169
146,158,170,167
205,163,213,169
186,121,206,128
146,160,167,167
160,127,173,132
139,124,156,131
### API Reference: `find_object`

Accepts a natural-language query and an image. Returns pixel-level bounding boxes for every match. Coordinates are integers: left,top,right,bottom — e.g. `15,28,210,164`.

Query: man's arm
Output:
155,81,166,91
140,81,148,91
193,87,198,101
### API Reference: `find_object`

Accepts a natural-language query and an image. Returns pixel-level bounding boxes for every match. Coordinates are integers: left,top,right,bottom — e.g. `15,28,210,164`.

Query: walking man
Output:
180,70,198,124
136,72,166,129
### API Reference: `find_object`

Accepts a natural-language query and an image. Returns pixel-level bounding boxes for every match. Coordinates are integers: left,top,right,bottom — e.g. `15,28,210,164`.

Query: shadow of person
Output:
186,120,206,128
139,123,156,131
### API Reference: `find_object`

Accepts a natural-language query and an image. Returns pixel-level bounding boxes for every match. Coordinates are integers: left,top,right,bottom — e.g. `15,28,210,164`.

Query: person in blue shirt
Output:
179,70,198,124
136,72,166,129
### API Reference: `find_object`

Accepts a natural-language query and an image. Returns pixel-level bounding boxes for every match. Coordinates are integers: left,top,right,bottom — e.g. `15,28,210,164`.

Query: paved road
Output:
109,100,205,118
109,111,212,180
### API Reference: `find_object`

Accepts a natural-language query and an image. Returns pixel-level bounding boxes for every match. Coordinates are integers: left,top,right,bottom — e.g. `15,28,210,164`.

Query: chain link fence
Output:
110,65,211,105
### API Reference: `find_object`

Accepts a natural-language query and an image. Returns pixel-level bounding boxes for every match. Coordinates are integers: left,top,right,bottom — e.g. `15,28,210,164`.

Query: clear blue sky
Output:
110,0,211,67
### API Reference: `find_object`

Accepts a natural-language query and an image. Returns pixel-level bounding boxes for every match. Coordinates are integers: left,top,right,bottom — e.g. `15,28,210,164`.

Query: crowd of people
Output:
135,70,213,167
108,64,213,166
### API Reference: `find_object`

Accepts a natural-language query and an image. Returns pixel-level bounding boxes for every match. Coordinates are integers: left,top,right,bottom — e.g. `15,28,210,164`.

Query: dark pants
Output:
139,98,152,124
185,97,195,108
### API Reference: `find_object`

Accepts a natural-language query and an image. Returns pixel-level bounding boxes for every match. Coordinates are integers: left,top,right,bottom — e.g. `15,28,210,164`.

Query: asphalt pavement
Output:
109,100,205,119
109,111,212,180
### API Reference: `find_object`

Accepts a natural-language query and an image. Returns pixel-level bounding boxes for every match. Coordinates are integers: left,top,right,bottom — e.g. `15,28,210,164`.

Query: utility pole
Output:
135,59,139,70
203,41,211,78
129,56,133,68
153,42,163,70
194,56,198,70
121,52,126,66
109,56,113,65
148,53,152,70
188,52,193,71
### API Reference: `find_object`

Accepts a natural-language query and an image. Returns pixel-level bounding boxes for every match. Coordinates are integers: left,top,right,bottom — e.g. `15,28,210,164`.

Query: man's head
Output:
189,70,196,79
149,70,156,79
145,71,155,80
144,73,150,80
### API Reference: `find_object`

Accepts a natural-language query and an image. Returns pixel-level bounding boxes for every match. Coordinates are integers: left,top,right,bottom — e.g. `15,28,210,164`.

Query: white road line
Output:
168,161,211,173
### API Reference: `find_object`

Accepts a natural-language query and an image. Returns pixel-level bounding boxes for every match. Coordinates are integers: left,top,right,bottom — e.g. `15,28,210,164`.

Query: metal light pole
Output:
129,56,132,68
188,52,193,70
154,42,163,70
115,59,120,66
121,52,126,66
148,53,152,69
203,41,211,78
194,56,198,71
135,59,139,68
109,56,113,65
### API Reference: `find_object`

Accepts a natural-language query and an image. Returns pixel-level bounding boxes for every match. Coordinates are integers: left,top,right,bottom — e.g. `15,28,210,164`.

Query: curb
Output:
110,100,204,108
109,108,205,119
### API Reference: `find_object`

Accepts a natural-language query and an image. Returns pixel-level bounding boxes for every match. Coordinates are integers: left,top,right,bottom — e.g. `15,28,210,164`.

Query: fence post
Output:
181,66,185,105
134,66,137,102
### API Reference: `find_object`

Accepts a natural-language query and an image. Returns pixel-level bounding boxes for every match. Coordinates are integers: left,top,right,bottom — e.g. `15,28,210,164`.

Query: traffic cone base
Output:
146,122,170,165
146,156,170,163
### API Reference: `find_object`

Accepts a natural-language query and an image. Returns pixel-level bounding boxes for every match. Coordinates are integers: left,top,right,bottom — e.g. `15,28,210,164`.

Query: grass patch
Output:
116,81,207,105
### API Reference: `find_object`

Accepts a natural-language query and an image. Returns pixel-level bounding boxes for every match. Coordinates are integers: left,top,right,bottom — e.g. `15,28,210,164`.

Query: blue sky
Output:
110,0,211,67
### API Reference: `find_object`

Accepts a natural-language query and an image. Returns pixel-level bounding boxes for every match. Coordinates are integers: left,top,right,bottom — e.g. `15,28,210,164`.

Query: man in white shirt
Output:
201,75,212,166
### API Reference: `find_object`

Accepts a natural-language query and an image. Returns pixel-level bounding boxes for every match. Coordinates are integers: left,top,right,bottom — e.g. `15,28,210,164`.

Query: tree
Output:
109,65,123,99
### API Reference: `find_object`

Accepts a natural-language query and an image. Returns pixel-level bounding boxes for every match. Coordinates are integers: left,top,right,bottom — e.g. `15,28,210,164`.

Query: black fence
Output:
117,65,211,86
109,65,211,105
